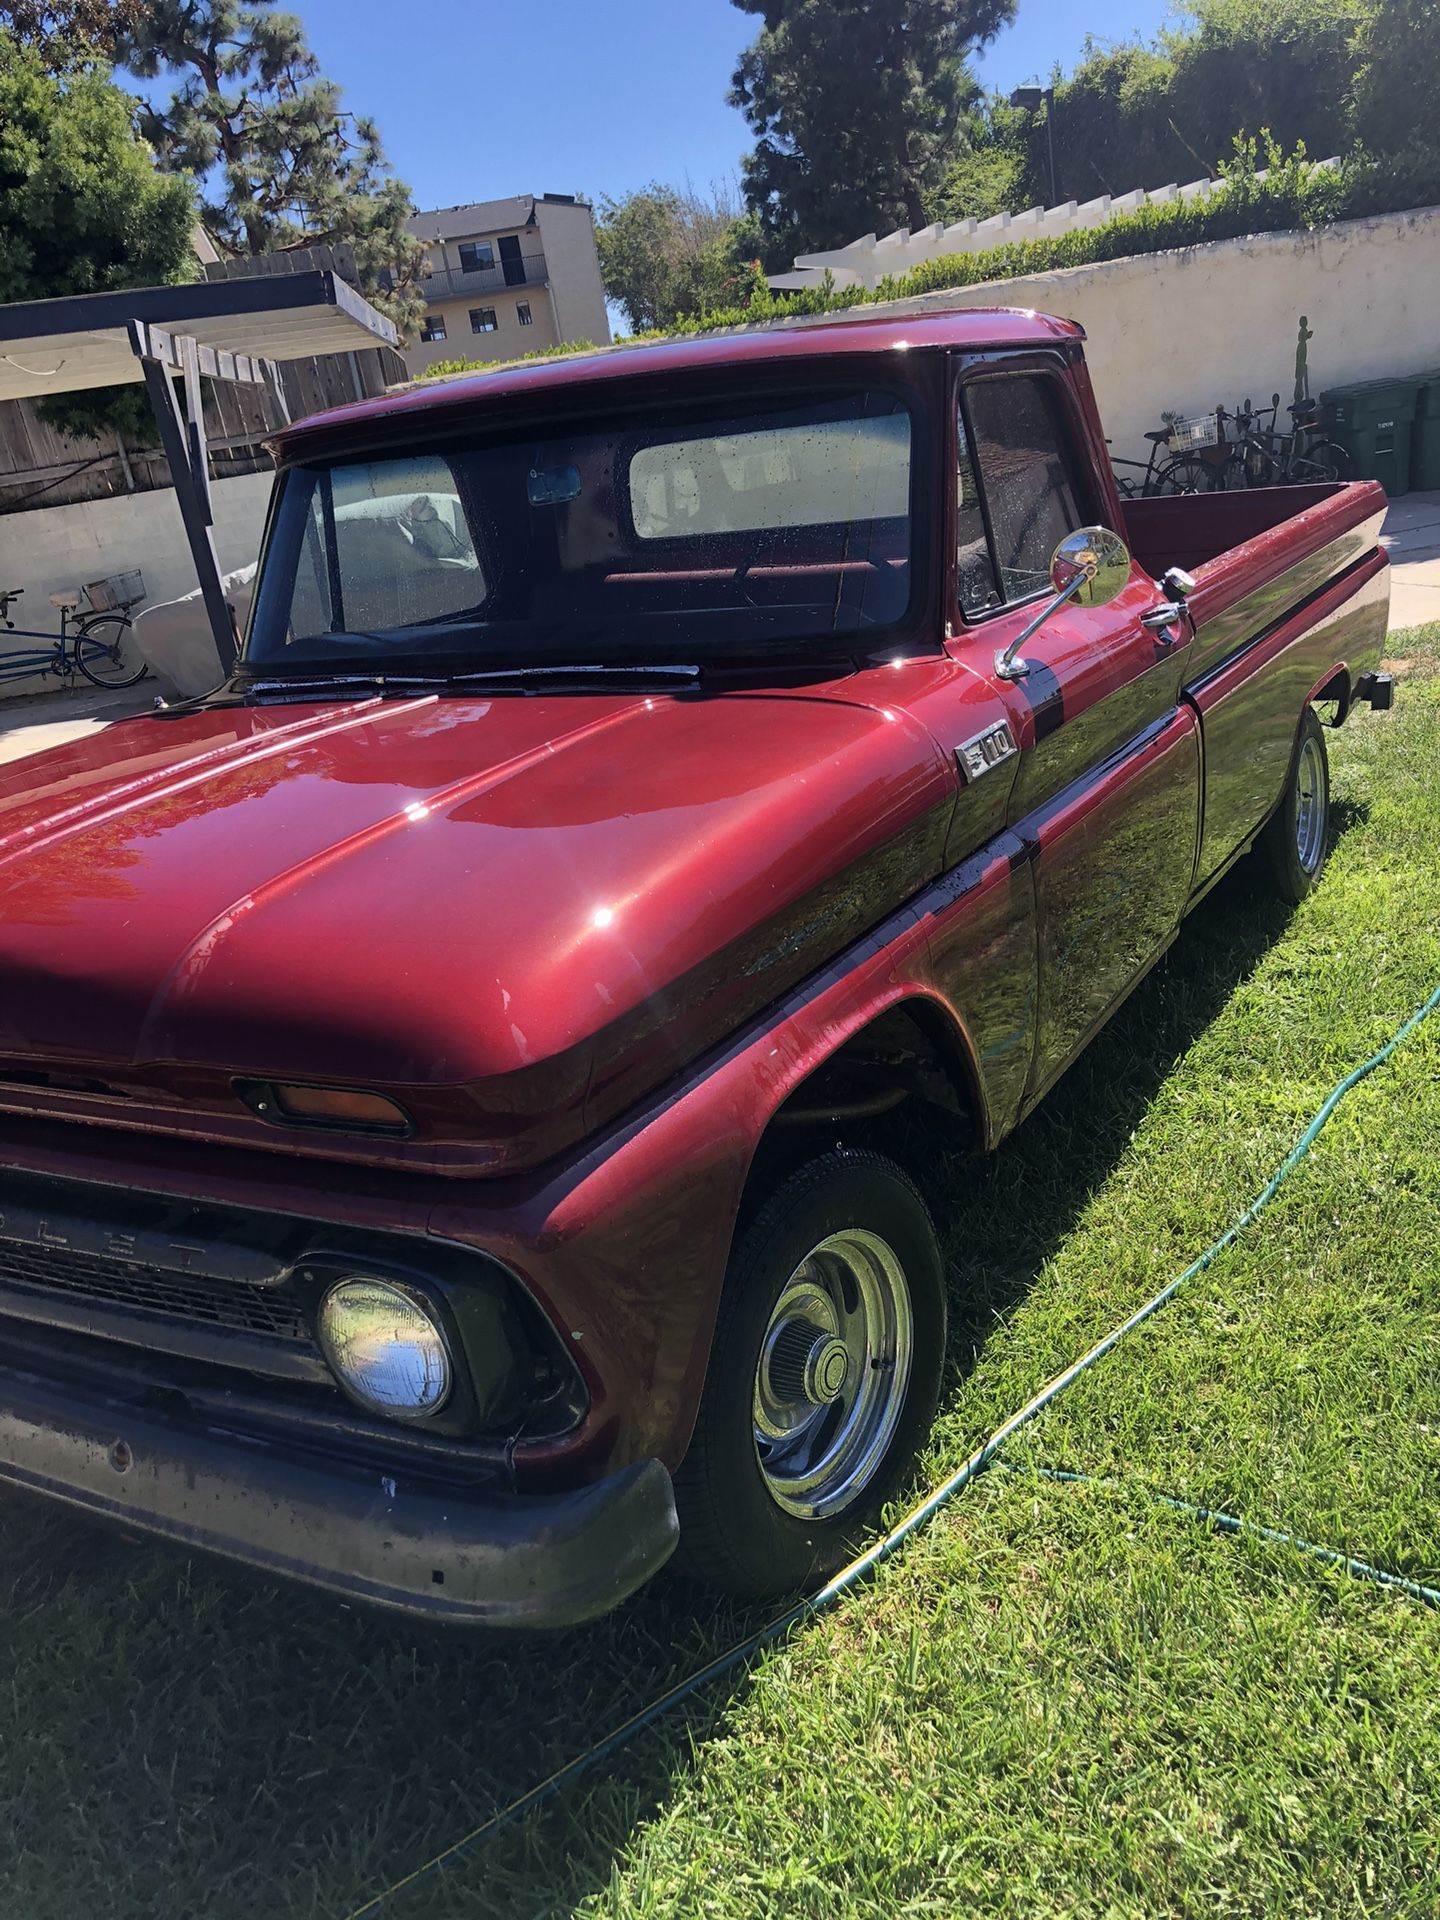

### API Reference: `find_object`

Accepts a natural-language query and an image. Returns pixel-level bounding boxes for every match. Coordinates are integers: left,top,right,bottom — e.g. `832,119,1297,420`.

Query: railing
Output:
416,253,549,303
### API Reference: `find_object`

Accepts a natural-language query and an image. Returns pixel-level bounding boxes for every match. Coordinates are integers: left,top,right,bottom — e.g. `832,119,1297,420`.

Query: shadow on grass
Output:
0,861,1316,1920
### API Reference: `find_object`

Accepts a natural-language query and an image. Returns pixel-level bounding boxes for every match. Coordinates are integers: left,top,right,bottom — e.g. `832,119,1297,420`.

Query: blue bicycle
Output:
0,576,149,691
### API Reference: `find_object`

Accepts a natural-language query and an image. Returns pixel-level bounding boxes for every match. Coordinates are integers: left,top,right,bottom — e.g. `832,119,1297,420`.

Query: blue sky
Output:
284,0,1181,216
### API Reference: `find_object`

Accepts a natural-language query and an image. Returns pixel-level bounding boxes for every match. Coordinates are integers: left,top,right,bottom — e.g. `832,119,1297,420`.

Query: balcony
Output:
417,253,549,304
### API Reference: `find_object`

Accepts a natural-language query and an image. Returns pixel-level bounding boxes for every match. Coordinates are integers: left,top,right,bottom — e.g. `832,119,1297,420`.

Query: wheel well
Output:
746,1002,981,1201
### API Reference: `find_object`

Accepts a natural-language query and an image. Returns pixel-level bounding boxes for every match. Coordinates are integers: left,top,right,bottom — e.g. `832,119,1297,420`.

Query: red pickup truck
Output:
0,308,1392,1625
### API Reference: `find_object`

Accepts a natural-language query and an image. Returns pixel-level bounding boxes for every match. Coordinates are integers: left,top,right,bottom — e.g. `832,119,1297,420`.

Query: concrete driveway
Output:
1380,492,1440,631
0,493,1436,775
0,680,155,770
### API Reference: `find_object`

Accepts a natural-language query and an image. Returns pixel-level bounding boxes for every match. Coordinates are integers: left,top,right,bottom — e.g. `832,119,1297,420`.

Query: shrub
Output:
666,141,1440,335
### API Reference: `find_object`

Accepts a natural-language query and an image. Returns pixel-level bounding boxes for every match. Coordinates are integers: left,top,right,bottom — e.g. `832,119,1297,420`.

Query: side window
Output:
960,375,1084,609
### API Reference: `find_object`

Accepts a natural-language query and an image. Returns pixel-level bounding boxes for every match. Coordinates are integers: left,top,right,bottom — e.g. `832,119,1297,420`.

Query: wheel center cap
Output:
805,1334,850,1405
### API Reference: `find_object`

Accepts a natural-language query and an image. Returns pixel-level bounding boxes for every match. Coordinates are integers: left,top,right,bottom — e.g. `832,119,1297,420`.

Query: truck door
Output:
946,359,1203,1106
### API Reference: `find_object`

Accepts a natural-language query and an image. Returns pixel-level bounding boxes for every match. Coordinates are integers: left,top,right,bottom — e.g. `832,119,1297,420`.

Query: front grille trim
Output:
0,1240,311,1342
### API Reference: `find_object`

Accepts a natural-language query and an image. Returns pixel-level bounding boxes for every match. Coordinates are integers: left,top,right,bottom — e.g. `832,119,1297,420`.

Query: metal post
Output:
178,332,214,525
1045,91,1058,207
128,319,236,675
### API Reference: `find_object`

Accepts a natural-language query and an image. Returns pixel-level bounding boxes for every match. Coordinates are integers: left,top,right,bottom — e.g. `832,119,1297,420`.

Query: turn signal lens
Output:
272,1084,409,1129
234,1078,413,1134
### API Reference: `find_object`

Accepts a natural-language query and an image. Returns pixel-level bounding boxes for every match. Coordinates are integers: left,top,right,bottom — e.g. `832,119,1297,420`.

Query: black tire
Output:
1218,445,1276,490
672,1149,946,1599
1291,441,1352,485
1259,707,1330,905
1151,454,1214,496
73,612,148,689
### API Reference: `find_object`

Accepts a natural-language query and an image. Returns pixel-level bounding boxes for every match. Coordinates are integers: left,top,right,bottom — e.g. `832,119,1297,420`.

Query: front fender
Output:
429,836,1036,1485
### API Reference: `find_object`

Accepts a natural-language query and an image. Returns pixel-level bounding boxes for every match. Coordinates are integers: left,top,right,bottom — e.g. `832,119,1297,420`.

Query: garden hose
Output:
344,976,1440,1920
997,1462,1440,1610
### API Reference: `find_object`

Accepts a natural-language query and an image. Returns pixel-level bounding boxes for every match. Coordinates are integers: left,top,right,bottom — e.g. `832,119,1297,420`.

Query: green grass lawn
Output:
3,630,1440,1920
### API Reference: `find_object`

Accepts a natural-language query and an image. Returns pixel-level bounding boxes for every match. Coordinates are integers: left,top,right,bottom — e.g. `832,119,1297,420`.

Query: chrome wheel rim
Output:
752,1229,914,1520
1295,735,1326,872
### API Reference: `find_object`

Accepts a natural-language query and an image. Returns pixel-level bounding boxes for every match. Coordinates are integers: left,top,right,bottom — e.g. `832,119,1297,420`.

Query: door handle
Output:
1142,566,1198,641
1142,599,1188,632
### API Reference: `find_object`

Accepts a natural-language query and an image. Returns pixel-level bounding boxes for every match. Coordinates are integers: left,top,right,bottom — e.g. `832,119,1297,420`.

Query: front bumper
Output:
0,1355,678,1627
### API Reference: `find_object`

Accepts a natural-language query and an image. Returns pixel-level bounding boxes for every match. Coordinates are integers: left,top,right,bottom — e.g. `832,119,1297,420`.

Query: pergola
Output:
0,270,398,671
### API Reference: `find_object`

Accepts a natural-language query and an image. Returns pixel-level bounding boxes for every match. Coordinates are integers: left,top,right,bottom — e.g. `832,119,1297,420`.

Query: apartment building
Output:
401,192,611,376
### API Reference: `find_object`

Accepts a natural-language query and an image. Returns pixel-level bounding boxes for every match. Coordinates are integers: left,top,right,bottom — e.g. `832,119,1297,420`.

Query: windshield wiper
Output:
241,673,451,702
430,663,702,690
238,663,703,703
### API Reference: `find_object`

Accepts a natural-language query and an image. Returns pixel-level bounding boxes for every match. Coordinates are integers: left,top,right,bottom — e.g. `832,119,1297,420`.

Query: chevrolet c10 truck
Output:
0,308,1393,1625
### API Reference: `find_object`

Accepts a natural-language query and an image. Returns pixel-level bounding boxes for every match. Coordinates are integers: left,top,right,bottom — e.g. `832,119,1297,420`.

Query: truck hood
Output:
0,684,954,1170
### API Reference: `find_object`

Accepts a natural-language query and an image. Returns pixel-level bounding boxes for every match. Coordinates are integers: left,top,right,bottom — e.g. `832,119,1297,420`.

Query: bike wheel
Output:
1152,455,1214,495
1216,446,1274,490
1291,442,1352,484
73,612,148,690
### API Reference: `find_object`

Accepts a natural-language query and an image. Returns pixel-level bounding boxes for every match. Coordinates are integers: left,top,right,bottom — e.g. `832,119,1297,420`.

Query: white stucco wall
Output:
867,207,1440,469
0,470,274,700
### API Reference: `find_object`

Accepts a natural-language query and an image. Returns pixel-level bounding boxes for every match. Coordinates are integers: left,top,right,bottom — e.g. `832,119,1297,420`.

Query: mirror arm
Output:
994,571,1086,681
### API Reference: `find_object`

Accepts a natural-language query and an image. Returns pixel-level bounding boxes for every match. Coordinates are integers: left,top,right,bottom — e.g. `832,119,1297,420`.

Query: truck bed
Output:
1119,481,1348,580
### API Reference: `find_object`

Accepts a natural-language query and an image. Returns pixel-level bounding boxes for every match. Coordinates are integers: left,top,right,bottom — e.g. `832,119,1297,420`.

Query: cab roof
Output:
274,304,1084,459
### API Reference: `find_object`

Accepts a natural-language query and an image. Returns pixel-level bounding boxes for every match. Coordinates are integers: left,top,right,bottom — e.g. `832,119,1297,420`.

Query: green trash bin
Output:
1320,377,1422,497
1410,371,1440,493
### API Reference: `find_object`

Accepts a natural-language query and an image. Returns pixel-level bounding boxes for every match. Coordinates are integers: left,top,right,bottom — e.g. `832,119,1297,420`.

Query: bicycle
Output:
1215,395,1352,490
0,572,149,691
1109,418,1219,498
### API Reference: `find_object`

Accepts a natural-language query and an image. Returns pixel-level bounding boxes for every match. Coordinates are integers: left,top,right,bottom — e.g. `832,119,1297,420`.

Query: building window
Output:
458,240,495,273
517,302,533,327
469,308,499,334
419,313,447,343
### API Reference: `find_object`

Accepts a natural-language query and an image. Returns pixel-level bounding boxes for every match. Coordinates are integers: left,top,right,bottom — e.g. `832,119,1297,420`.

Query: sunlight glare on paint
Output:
592,905,616,929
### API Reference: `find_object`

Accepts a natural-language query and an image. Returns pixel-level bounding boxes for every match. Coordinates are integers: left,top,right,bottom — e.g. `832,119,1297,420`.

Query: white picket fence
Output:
768,160,1341,292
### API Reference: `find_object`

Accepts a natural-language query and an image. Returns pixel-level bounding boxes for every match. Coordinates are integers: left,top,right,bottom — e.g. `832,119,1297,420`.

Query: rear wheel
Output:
1152,454,1214,495
73,612,148,689
672,1149,946,1598
1259,707,1330,905
1291,441,1352,484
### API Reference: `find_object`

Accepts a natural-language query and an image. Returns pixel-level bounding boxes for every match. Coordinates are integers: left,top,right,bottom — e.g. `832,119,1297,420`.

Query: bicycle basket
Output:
83,569,145,613
1165,413,1220,454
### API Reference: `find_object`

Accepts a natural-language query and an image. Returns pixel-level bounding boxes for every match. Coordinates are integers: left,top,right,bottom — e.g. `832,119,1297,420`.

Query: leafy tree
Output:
1349,0,1440,158
0,32,195,438
0,0,143,66
1041,0,1372,209
597,181,763,333
116,0,426,335
729,0,1016,258
928,101,1028,223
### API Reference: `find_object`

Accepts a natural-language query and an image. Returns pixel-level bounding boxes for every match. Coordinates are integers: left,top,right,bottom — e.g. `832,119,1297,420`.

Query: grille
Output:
0,1240,310,1342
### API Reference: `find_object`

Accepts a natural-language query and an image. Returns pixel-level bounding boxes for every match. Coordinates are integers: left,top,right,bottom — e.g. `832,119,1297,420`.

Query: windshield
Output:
244,386,915,672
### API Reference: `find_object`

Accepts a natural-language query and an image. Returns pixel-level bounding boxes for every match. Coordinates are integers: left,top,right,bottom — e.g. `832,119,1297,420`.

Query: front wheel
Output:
672,1149,946,1598
73,612,148,689
1259,707,1330,905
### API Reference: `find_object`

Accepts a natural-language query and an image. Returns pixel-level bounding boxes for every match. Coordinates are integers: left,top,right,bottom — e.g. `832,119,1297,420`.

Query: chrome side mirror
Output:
995,526,1132,681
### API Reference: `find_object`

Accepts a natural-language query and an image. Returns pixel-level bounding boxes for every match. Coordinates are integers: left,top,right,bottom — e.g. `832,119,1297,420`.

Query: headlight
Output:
317,1277,453,1420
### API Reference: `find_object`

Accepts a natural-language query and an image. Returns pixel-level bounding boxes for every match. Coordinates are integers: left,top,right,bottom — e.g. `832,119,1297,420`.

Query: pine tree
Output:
117,1,425,335
730,0,1017,258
